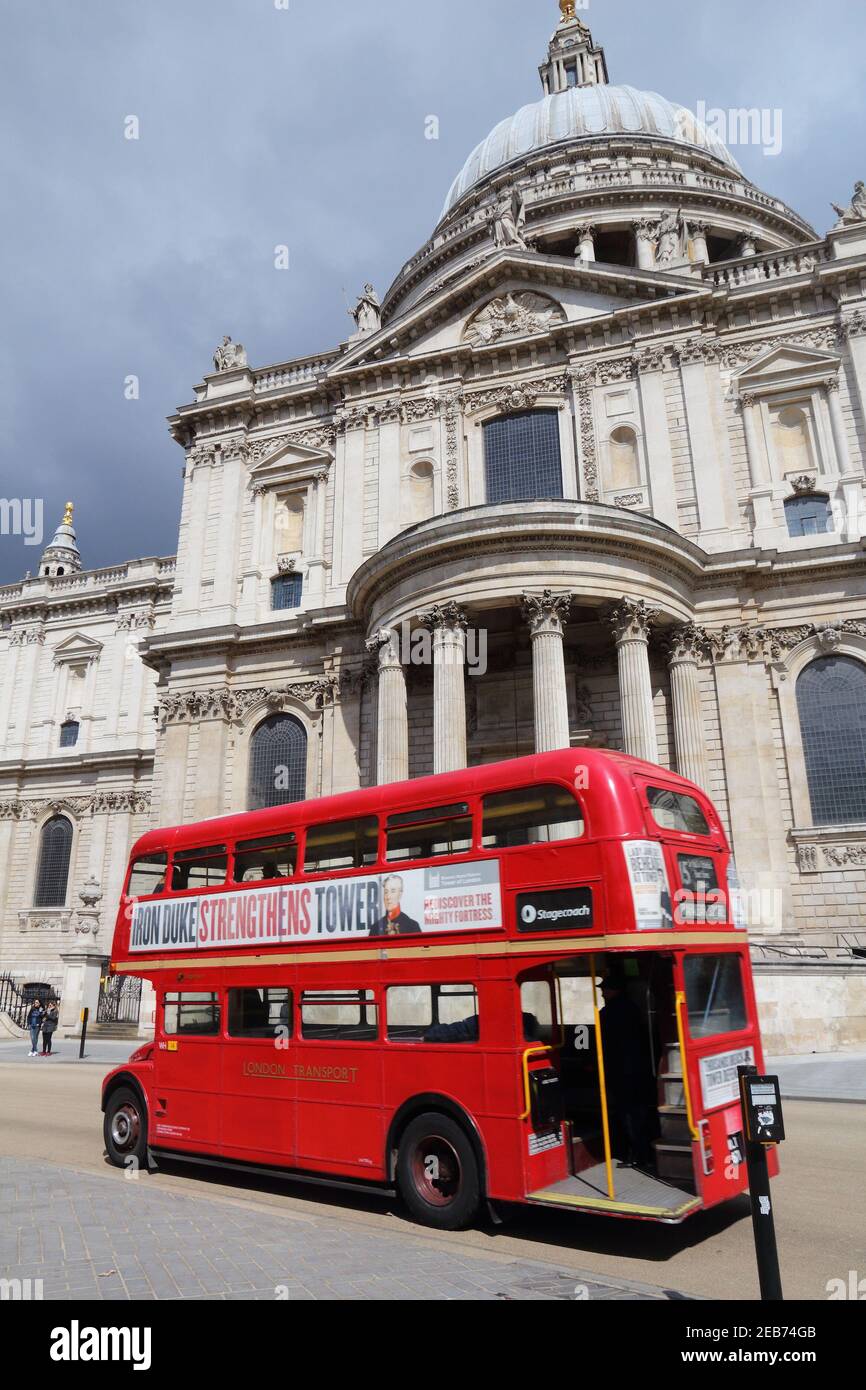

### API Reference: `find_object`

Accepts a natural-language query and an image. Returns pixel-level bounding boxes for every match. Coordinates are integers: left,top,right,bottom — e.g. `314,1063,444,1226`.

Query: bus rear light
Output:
697,1119,714,1176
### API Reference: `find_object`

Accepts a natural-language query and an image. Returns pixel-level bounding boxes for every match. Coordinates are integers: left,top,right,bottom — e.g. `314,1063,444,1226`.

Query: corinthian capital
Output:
609,597,659,644
666,622,710,665
419,601,467,633
522,590,574,635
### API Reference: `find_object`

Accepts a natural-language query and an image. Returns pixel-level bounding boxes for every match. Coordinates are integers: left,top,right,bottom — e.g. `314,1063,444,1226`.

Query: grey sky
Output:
0,0,863,583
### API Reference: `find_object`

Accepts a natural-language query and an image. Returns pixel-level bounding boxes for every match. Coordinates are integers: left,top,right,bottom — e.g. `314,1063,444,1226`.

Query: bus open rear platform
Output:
528,1165,702,1223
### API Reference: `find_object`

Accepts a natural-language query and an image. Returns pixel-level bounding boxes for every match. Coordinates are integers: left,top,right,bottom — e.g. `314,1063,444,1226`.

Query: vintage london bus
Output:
102,748,773,1230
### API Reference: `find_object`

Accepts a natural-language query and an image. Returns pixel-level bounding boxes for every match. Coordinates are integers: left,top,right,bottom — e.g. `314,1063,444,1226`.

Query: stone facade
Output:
1,7,865,1050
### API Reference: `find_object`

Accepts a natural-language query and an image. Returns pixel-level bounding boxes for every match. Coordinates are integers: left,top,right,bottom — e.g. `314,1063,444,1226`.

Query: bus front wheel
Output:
104,1086,148,1170
397,1112,481,1231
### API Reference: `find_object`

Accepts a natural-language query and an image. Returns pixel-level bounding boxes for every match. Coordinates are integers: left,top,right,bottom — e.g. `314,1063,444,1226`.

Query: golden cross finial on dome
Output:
63,501,74,526
560,0,577,20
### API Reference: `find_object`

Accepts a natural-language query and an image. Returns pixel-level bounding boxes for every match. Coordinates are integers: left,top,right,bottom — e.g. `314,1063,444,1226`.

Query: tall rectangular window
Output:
483,410,563,504
271,573,303,611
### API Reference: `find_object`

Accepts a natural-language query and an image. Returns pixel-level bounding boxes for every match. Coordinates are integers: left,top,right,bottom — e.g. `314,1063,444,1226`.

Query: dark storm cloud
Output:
0,0,862,582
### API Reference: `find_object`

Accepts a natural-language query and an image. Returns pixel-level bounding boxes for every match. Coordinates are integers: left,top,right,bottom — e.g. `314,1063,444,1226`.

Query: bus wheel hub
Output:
412,1136,461,1205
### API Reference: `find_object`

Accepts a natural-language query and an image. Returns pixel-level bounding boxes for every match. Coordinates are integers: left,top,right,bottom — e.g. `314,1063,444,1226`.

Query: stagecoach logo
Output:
516,888,594,933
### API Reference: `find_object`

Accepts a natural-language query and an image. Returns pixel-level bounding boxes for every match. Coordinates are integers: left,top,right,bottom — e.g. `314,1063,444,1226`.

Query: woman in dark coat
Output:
41,1000,59,1056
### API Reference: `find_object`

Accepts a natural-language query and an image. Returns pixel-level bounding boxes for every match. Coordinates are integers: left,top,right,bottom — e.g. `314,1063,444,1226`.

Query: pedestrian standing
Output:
26,998,44,1057
41,999,59,1056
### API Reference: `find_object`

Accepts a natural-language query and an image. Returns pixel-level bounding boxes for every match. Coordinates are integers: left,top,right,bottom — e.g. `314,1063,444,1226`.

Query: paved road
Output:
2,1061,862,1301
767,1051,866,1102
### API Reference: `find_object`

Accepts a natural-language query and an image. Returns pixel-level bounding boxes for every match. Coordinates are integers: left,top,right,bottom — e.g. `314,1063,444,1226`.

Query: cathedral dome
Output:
442,84,742,217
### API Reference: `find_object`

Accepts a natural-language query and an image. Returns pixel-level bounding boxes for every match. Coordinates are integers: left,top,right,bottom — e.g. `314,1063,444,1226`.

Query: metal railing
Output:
0,975,60,1030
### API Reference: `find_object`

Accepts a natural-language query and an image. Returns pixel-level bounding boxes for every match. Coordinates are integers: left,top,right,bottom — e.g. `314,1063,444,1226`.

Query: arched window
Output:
271,573,303,611
33,816,73,908
796,656,866,825
248,714,307,811
785,494,833,538
483,410,563,504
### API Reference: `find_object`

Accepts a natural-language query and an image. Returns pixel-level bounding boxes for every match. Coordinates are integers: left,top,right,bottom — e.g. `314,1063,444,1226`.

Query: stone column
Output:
367,630,408,785
633,219,656,270
690,221,709,265
420,602,468,774
576,223,596,263
827,379,853,473
610,598,660,765
522,590,574,753
667,623,710,789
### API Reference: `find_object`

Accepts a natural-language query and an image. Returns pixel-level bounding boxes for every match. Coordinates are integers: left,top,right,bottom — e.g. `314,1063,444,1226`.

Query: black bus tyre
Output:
397,1112,481,1230
104,1086,148,1169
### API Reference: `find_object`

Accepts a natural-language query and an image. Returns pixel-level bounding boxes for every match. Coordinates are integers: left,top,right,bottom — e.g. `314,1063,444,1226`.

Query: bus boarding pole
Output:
79,1007,89,1060
738,1064,784,1302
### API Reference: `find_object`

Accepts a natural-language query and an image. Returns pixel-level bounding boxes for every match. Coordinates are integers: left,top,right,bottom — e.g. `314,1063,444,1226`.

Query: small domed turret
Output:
40,502,82,578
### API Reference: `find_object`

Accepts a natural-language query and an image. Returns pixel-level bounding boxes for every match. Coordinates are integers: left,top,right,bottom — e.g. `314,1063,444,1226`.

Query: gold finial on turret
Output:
63,501,74,526
560,0,577,20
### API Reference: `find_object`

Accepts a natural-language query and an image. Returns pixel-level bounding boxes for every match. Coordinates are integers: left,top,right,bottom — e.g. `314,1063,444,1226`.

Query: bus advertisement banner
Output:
128,859,503,954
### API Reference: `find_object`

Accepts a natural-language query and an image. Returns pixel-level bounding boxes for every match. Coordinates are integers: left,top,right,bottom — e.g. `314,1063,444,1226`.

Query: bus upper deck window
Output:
171,846,228,891
647,787,710,836
127,852,168,897
234,834,297,883
683,955,747,1038
482,784,584,849
385,803,472,862
304,817,378,874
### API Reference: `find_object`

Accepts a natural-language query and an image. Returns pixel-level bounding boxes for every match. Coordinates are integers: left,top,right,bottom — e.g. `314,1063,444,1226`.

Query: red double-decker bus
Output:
102,748,771,1229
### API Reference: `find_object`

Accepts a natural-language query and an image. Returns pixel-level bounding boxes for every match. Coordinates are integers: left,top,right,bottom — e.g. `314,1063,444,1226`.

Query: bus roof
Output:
128,749,719,858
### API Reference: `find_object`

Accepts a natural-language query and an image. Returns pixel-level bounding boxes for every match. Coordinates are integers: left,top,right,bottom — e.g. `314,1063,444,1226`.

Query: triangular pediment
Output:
329,250,700,374
246,430,335,492
53,632,103,664
737,342,841,389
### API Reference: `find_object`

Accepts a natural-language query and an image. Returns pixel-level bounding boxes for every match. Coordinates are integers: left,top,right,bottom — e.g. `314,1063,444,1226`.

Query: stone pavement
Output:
0,1158,684,1302
766,1051,866,1102
0,1039,136,1067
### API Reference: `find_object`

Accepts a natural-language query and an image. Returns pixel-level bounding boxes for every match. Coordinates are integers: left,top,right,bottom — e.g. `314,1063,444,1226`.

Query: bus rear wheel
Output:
104,1086,148,1169
396,1112,481,1231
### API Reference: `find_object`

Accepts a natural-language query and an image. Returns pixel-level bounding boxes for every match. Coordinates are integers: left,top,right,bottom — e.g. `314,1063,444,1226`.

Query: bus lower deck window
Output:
234,834,297,883
683,955,746,1037
386,984,479,1042
482,785,584,848
163,992,220,1036
228,987,291,1038
301,990,378,1041
127,852,167,897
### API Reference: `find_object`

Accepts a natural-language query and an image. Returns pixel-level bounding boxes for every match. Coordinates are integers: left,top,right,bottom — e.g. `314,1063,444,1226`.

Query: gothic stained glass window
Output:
248,714,307,812
796,657,866,826
483,410,564,504
33,816,73,908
